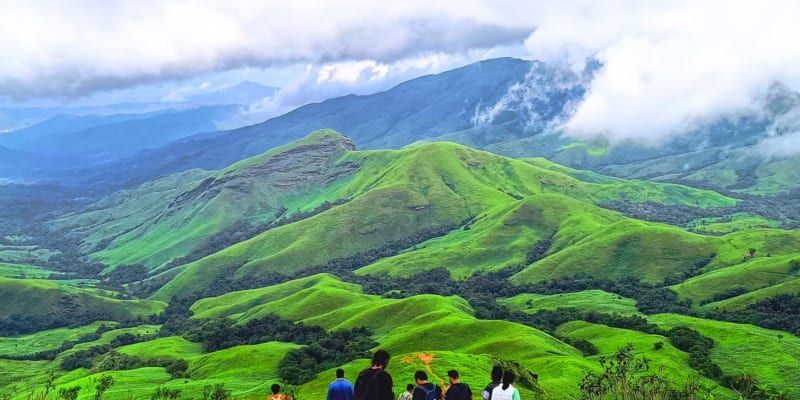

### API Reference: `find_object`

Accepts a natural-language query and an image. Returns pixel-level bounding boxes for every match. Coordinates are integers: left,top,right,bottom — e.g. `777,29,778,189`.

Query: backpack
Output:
417,384,438,400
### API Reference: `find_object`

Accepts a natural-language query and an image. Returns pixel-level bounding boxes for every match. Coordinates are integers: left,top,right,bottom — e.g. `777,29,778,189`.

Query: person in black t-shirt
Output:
444,370,472,400
412,371,443,400
354,349,394,400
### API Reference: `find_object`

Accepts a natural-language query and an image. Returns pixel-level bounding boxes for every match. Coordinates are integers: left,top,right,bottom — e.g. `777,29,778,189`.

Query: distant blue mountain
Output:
1,106,238,161
88,58,556,186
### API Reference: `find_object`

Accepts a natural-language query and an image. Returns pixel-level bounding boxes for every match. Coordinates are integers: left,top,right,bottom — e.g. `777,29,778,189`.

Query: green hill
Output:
9,131,800,399
54,130,358,270
650,314,800,395
135,131,737,300
0,278,164,334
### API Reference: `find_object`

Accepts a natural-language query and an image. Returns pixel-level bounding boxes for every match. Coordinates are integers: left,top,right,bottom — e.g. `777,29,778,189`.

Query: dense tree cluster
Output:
61,346,188,378
709,294,800,336
603,189,800,231
170,314,377,385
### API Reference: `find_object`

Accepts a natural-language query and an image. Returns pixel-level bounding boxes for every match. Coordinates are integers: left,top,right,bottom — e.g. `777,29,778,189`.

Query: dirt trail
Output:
401,352,447,387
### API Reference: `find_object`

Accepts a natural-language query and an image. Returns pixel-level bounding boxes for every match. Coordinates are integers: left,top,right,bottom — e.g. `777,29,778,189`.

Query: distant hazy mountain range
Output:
50,58,800,194
2,58,800,195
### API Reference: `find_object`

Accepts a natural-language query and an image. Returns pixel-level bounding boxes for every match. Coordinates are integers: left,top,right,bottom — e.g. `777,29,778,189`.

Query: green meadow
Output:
3,131,800,399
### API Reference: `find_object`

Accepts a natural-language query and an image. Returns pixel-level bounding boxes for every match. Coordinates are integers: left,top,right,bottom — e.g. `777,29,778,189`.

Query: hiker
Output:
481,366,503,400
412,371,443,400
444,370,472,400
489,371,519,400
328,368,354,400
268,384,293,400
398,384,414,400
354,349,394,400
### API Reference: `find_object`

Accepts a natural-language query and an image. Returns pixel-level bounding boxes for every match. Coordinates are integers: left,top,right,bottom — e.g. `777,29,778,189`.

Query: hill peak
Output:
221,129,355,175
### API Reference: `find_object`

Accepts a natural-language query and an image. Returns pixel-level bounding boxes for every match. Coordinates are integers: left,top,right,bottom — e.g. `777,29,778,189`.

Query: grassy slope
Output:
664,230,800,306
52,169,212,262
689,213,782,233
0,321,113,357
511,219,714,284
0,325,161,398
500,290,641,316
55,130,358,270
356,194,623,279
511,224,800,295
118,336,203,360
0,278,165,321
154,136,738,300
0,262,60,278
193,274,768,398
650,314,800,396
555,321,736,399
673,254,800,308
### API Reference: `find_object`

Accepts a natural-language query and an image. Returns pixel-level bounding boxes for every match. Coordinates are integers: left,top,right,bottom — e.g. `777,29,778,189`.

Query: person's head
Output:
371,349,390,368
336,368,345,379
501,371,515,390
271,384,281,395
414,370,428,384
491,366,503,382
406,384,414,393
447,370,459,384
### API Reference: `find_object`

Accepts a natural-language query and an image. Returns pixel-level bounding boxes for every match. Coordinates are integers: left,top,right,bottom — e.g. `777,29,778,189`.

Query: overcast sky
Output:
3,0,800,147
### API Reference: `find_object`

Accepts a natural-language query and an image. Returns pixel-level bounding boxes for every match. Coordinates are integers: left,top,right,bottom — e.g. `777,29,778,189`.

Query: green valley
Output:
2,130,799,400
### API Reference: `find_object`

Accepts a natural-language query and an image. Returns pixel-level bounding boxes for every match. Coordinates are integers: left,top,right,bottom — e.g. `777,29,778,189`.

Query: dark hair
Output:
271,384,281,394
447,370,459,379
502,371,515,390
406,384,415,391
336,368,345,378
491,366,503,382
372,349,390,367
415,370,428,381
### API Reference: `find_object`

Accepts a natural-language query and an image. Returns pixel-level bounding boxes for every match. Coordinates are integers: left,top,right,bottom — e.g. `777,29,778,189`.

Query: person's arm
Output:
327,385,333,400
512,388,520,400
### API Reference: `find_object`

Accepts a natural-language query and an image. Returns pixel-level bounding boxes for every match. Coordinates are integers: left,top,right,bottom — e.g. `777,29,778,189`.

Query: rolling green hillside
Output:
555,321,734,397
500,290,642,316
5,131,800,399
55,130,358,270
650,314,800,395
0,278,164,334
135,131,739,299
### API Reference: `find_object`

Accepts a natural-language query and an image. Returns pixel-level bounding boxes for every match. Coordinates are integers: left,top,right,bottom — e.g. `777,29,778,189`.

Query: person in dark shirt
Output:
354,349,394,400
481,366,503,400
444,370,472,400
328,368,354,400
412,371,443,400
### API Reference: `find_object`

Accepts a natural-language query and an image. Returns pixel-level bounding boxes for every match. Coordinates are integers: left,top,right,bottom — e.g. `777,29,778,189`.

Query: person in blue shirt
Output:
328,368,354,400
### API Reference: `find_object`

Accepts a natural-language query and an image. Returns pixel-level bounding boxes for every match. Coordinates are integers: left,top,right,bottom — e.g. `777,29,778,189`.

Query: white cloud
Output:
161,81,213,102
6,0,800,154
520,0,800,145
759,132,800,158
0,0,532,99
